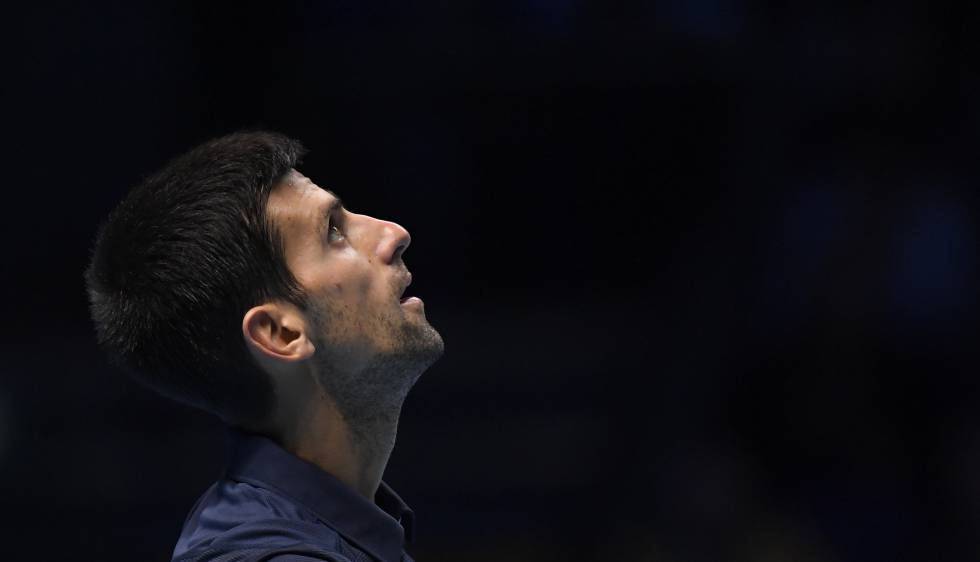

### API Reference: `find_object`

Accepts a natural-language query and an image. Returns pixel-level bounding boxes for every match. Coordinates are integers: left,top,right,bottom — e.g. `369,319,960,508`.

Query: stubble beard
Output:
307,297,444,453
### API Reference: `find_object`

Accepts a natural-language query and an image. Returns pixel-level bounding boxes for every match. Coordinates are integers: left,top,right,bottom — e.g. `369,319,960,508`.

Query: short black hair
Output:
85,130,309,424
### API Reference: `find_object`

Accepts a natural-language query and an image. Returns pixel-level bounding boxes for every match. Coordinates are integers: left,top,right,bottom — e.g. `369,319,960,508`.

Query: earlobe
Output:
242,304,315,362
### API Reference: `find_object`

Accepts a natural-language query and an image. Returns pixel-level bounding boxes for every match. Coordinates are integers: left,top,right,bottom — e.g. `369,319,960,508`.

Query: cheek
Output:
325,266,377,307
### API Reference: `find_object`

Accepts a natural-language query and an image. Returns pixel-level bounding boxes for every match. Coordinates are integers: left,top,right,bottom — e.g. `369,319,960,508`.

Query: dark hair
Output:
85,131,309,424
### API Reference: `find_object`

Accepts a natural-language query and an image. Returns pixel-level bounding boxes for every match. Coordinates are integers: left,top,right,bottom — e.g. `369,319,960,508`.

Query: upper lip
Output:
398,270,413,299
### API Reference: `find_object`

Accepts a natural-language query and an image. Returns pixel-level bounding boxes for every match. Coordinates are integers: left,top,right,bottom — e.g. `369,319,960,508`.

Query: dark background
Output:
4,2,980,561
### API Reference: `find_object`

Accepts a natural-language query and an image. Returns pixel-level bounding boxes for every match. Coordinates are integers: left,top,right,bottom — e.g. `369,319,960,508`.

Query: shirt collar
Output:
222,427,415,562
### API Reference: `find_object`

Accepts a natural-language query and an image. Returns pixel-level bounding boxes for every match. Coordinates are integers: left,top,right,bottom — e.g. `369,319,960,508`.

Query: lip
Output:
398,270,413,301
400,296,423,308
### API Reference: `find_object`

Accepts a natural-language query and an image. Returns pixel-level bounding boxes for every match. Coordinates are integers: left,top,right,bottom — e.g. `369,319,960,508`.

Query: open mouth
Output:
398,271,413,303
398,271,423,307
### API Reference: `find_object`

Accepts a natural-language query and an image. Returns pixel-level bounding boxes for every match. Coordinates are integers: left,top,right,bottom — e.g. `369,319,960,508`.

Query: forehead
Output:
267,169,333,231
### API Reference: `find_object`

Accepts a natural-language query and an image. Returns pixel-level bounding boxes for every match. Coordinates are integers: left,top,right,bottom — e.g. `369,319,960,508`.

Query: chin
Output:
393,320,444,370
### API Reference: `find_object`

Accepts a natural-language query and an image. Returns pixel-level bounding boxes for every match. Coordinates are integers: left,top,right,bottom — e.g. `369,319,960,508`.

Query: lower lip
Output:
400,296,423,308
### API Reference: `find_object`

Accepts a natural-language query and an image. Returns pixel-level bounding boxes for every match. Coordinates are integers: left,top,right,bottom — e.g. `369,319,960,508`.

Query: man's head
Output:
85,131,443,428
244,169,444,434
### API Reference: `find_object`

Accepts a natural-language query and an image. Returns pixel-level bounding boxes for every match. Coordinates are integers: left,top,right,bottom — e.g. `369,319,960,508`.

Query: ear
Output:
242,302,316,364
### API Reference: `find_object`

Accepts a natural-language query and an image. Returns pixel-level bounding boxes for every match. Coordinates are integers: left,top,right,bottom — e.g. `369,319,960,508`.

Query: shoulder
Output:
172,543,353,562
176,480,329,554
174,516,353,560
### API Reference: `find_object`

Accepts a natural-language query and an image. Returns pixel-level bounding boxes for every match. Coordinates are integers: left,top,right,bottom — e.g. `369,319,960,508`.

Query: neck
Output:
263,379,402,500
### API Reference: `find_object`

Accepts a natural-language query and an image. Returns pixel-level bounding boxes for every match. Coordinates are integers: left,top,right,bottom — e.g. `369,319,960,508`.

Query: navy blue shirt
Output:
172,429,416,562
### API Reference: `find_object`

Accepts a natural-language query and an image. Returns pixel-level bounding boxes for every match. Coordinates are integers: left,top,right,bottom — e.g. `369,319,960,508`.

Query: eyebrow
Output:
315,191,344,236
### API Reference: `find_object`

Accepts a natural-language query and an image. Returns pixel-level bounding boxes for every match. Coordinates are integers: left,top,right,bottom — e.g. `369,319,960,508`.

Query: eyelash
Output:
327,214,346,243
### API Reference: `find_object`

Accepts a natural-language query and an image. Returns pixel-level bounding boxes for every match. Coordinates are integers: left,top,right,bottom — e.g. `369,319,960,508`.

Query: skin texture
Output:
240,169,444,499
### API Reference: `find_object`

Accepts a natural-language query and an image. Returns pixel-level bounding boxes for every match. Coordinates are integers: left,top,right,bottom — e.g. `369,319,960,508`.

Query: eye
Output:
327,223,345,244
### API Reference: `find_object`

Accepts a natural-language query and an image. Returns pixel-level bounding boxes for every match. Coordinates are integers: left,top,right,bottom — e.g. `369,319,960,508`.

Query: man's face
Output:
266,169,444,420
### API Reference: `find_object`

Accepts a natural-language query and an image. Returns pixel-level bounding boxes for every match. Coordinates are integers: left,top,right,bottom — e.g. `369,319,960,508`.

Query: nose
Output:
376,219,412,264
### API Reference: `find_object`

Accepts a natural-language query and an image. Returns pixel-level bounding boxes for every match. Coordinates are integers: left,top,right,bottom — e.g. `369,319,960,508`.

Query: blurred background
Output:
4,1,980,561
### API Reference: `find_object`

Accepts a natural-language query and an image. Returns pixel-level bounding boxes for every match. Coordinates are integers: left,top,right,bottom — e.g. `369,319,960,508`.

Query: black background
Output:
4,2,980,561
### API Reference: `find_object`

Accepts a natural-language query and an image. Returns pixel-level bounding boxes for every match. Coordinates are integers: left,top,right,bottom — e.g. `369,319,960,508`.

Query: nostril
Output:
382,222,411,264
392,241,408,263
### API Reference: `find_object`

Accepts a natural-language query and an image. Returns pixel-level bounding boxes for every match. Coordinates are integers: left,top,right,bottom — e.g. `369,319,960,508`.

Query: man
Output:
85,131,445,562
